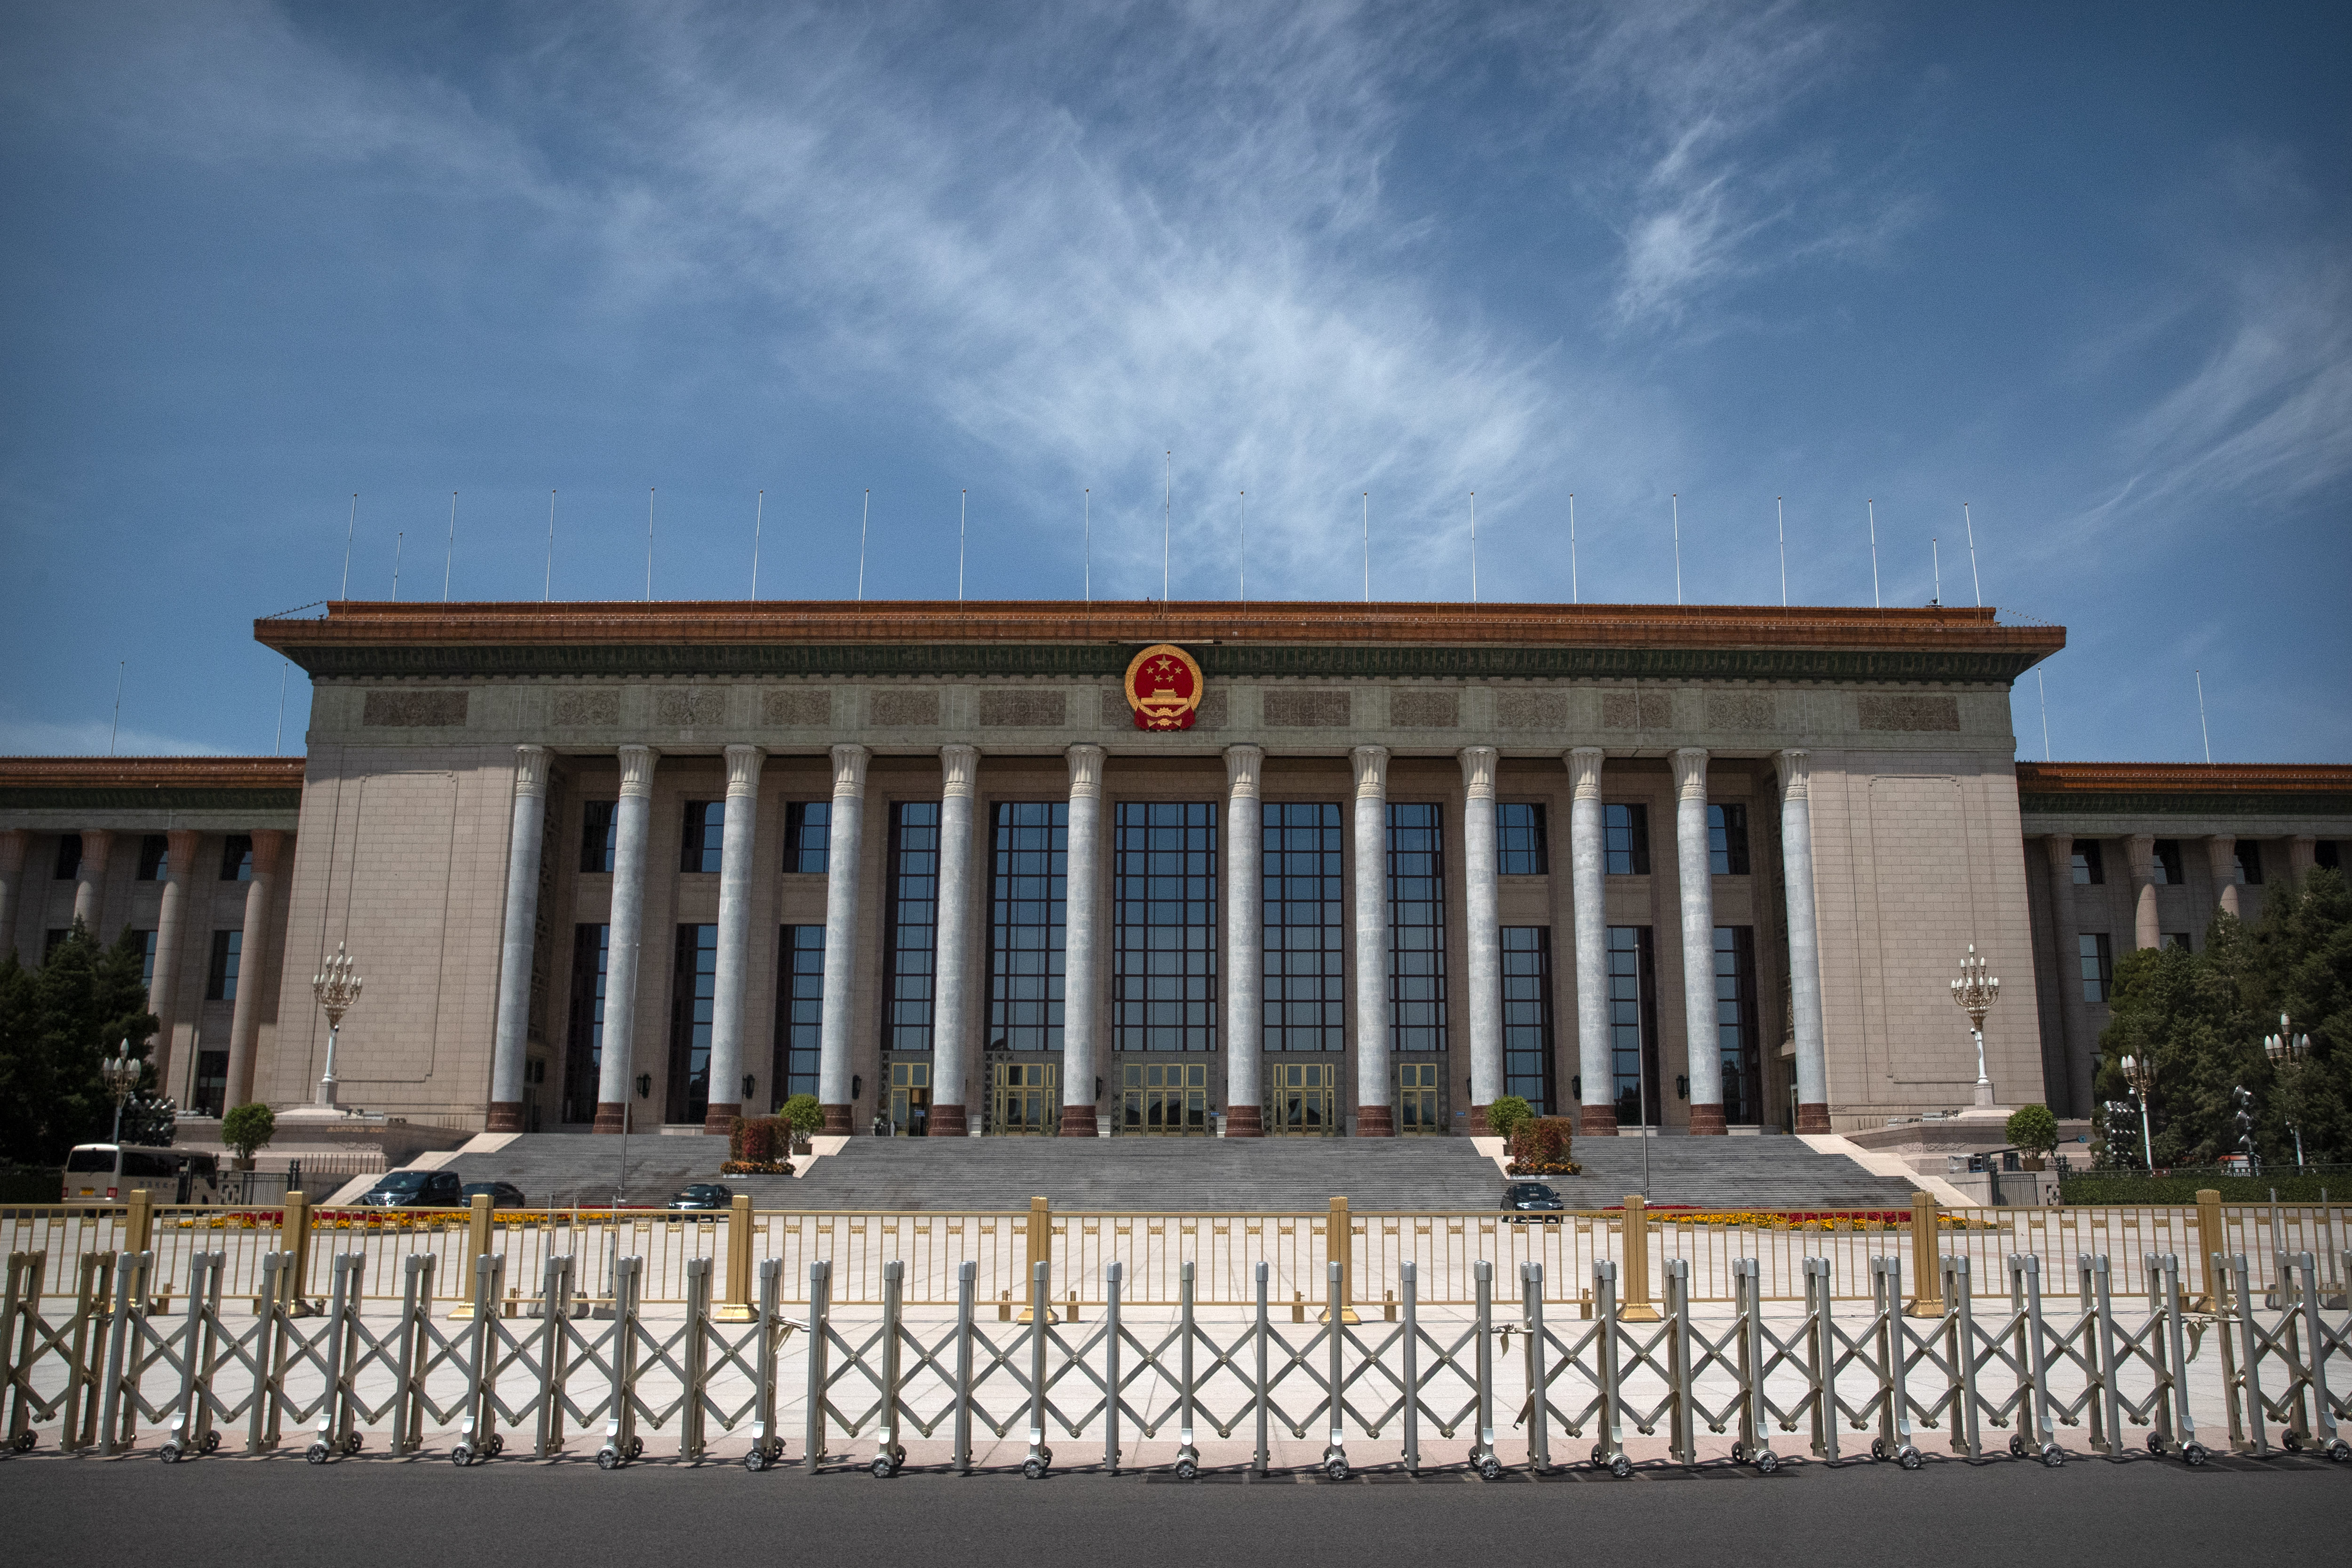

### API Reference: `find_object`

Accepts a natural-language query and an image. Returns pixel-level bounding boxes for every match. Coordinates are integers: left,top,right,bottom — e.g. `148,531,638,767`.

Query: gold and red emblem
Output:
1123,644,1204,731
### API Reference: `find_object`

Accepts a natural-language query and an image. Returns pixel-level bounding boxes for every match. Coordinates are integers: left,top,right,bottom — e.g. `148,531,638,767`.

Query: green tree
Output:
1484,1095,1533,1143
2095,942,2255,1166
2004,1103,2058,1157
0,922,159,1165
221,1103,276,1166
2222,866,2352,1162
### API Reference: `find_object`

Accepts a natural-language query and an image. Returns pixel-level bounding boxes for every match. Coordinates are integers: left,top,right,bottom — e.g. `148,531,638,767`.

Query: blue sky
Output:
3,1,2346,761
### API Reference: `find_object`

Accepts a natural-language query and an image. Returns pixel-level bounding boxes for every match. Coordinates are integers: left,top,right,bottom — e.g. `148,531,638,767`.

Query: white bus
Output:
62,1145,222,1204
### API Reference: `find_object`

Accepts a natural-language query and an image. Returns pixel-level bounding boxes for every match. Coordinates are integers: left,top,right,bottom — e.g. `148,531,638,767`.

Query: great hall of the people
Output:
2,599,2346,1145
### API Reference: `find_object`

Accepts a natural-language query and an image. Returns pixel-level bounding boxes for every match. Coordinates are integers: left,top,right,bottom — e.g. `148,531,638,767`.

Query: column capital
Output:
1773,748,1809,799
248,828,286,879
514,744,553,798
723,743,767,796
1670,746,1709,798
940,743,979,798
0,828,24,875
1565,746,1605,799
1349,744,1390,798
2124,833,2156,877
1223,743,1264,798
79,827,115,866
619,744,660,797
1066,743,1106,798
164,827,200,870
829,743,870,797
1457,745,1497,799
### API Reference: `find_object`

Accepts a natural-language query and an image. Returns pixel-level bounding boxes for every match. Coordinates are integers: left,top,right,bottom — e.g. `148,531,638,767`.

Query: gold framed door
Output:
1120,1062,1209,1135
1397,1061,1440,1134
888,1060,930,1136
1265,1062,1337,1136
989,1060,1058,1135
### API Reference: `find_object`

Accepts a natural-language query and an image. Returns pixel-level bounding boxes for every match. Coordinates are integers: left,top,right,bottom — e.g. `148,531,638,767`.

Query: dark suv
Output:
1502,1181,1565,1222
354,1169,465,1208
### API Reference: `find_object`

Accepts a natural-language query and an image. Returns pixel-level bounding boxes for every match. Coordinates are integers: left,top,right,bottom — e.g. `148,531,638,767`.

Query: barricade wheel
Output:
1175,1457,1198,1480
2328,1439,2351,1464
2041,1445,2064,1469
1325,1457,1349,1481
158,1442,182,1465
201,1432,221,1455
2181,1442,2207,1467
2145,1433,2165,1457
1022,1458,1045,1480
1897,1445,1923,1471
743,1450,766,1473
596,1448,621,1471
1478,1455,1502,1482
452,1445,474,1467
2009,1435,2025,1458
628,1438,644,1461
344,1433,364,1455
1731,1442,1746,1464
1756,1451,1780,1475
490,1434,505,1457
1590,1443,1606,1467
306,1443,330,1466
1610,1455,1633,1480
2281,1430,2302,1452
1870,1438,1888,1462
871,1456,895,1479
11,1433,34,1453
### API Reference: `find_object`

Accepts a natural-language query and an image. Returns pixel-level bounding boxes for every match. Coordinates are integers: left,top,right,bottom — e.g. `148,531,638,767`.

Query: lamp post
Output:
310,943,364,1109
101,1041,141,1145
2120,1053,2156,1170
1949,944,2000,1109
2264,1013,2311,1170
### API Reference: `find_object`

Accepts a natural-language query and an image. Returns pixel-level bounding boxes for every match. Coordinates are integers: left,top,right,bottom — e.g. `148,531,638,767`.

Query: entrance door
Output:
1396,1061,1441,1134
1266,1062,1337,1136
889,1060,930,1136
990,1060,1058,1134
1120,1062,1209,1135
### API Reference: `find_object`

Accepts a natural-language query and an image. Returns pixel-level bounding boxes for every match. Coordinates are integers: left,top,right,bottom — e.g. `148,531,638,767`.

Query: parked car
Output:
1502,1180,1565,1222
353,1169,465,1208
667,1183,735,1211
460,1181,530,1209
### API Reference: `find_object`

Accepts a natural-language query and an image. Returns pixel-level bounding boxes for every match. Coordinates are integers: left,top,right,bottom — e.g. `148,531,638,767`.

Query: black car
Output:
667,1183,735,1211
460,1181,531,1209
1502,1181,1565,1222
354,1169,464,1208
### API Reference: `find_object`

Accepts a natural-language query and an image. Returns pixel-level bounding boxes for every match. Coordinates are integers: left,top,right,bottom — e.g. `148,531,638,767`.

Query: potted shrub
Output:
1485,1095,1533,1145
221,1102,276,1173
2005,1103,2059,1170
781,1094,823,1155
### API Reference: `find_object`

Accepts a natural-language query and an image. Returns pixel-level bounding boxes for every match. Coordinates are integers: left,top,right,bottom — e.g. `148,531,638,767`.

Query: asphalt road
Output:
6,1449,2344,1567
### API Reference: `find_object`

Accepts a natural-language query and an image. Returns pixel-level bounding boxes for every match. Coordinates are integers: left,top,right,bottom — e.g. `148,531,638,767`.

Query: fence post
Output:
1103,1260,1122,1473
718,1194,755,1323
97,1250,147,1455
2193,1189,2225,1311
535,1253,571,1458
124,1189,154,1259
1253,1259,1270,1474
1906,1191,1944,1317
1472,1258,1497,1472
953,1259,975,1474
1018,1197,1055,1324
1400,1260,1421,1474
803,1258,830,1470
1522,1261,1549,1472
1177,1260,1200,1476
281,1190,314,1312
1594,1258,1623,1465
2229,1254,2267,1456
876,1259,904,1473
1322,1197,1360,1323
1806,1257,1839,1461
1667,1258,1695,1465
2293,1254,2343,1455
1620,1196,1660,1322
447,1193,493,1320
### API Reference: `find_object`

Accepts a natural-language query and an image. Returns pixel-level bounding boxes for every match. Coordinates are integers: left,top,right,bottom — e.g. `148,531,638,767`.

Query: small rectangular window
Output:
54,834,81,880
2071,840,2104,885
2078,933,2111,1004
220,835,253,882
1496,803,1548,876
2163,931,2192,952
2150,840,2183,885
2234,843,2263,886
1707,803,1750,876
580,801,617,873
680,801,724,874
207,929,242,1002
137,835,169,881
1604,804,1649,876
784,802,832,874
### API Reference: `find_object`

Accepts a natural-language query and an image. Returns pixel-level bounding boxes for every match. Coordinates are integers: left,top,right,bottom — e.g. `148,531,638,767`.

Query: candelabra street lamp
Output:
101,1041,141,1145
2264,1013,2311,1170
1950,944,2001,1109
2120,1052,2157,1170
311,943,364,1110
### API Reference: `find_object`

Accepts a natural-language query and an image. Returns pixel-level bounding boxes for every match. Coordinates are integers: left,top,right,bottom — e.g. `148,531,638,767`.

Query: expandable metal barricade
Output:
3,1244,2347,1475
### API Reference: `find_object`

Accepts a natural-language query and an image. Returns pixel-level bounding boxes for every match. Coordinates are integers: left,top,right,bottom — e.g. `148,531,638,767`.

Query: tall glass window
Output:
988,803,1066,1051
137,835,169,881
1500,926,1555,1114
1387,803,1447,1051
580,801,617,873
1113,803,1218,1051
206,930,241,1002
1497,803,1548,875
2070,840,2104,885
784,802,831,873
680,801,724,873
1714,926,1760,1124
137,930,159,994
1606,925,1658,1125
1264,803,1345,1051
667,924,718,1122
220,835,254,882
1604,804,1649,875
2078,933,2112,1003
774,925,825,1101
53,834,81,880
1707,804,1750,875
563,923,610,1123
884,803,942,1052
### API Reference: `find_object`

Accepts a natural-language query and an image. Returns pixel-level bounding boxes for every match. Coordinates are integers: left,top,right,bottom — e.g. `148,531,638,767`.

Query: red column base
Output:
1580,1105,1620,1137
1469,1103,1491,1136
592,1102,627,1134
821,1102,854,1135
1796,1102,1832,1134
1355,1105,1394,1138
930,1103,968,1138
1059,1104,1099,1138
1223,1106,1263,1138
1686,1104,1727,1136
485,1101,524,1134
702,1102,742,1137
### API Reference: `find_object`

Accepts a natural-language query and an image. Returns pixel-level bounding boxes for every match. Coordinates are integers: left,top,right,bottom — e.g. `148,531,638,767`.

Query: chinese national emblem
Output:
1123,644,1204,731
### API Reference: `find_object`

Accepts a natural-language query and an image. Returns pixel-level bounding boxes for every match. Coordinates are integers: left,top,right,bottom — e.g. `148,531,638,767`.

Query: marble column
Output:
222,829,284,1109
1775,750,1829,1134
1351,745,1394,1137
0,829,25,962
148,829,199,1098
1061,745,1106,1138
1566,747,1614,1136
1671,748,1725,1133
73,828,114,937
2288,836,2317,882
703,744,766,1133
2041,835,2092,1119
2205,836,2241,921
2125,834,2159,950
486,746,552,1133
930,744,979,1137
595,745,659,1132
1223,746,1265,1136
816,744,870,1136
1459,747,1502,1128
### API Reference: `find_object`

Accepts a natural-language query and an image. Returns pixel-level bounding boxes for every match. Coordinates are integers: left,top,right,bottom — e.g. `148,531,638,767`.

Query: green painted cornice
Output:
2020,791,2352,818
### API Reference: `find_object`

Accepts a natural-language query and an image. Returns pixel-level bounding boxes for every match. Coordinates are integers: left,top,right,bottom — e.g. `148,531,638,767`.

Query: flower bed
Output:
718,1160,793,1177
1505,1160,1582,1177
1633,1208,1996,1231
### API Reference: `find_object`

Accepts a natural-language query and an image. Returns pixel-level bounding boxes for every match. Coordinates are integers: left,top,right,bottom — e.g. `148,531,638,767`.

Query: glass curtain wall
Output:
563,923,610,1123
1386,803,1447,1051
774,925,825,1104
667,924,718,1123
1714,926,1761,1124
987,803,1066,1051
883,802,942,1054
1606,925,1660,1126
1263,803,1345,1051
1112,803,1218,1051
1500,926,1555,1114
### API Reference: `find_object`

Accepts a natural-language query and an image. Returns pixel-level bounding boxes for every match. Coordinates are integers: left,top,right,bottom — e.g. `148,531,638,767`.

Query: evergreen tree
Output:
0,922,160,1164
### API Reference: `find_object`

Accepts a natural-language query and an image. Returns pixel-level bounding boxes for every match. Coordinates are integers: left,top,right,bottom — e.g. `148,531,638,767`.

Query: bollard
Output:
123,1189,154,1258
1620,1196,1660,1322
2193,1189,2225,1312
450,1193,493,1319
1321,1197,1360,1324
1906,1190,1945,1317
716,1194,755,1322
